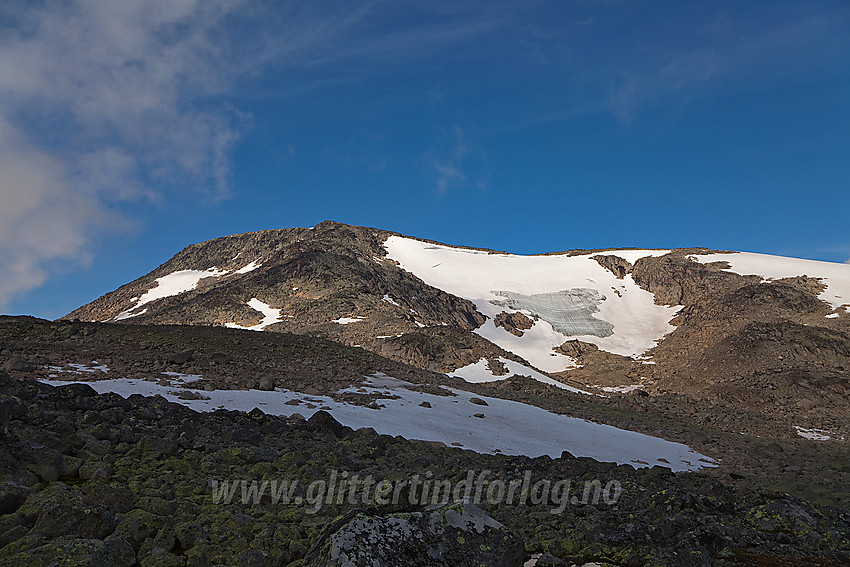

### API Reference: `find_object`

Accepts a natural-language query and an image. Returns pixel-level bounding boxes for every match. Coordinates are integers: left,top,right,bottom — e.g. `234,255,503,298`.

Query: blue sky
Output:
1,0,848,319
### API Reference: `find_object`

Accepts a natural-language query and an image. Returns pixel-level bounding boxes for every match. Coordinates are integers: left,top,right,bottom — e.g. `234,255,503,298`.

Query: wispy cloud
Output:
605,6,850,122
427,126,482,193
0,0,249,308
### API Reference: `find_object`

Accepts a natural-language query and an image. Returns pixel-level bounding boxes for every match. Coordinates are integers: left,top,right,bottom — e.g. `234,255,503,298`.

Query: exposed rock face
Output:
304,504,526,567
631,254,755,307
494,311,534,337
554,340,599,358
591,254,633,279
486,358,509,376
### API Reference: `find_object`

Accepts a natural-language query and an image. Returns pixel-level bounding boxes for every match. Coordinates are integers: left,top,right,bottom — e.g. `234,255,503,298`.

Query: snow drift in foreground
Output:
384,236,679,371
41,374,716,472
690,252,850,312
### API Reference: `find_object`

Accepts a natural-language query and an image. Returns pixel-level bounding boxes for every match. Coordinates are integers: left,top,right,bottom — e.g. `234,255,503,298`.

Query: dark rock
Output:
19,483,117,540
56,382,99,398
235,549,270,567
748,499,818,534
306,410,344,436
258,374,275,391
0,483,26,515
3,356,35,372
140,546,185,567
469,397,488,406
168,349,194,365
0,536,135,567
494,311,535,337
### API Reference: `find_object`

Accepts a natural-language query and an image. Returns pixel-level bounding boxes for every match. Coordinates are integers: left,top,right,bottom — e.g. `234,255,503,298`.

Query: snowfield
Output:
690,252,850,312
40,373,716,472
384,236,679,371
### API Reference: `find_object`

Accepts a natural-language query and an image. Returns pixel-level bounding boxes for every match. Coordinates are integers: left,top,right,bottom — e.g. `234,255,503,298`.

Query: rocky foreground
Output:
1,369,849,566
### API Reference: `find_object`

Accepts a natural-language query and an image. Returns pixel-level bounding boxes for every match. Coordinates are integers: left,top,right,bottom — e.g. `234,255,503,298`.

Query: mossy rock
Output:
0,535,135,567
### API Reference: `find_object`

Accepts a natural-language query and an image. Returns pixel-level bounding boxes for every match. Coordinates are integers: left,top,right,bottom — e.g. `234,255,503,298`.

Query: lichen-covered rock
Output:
0,535,135,567
304,503,526,567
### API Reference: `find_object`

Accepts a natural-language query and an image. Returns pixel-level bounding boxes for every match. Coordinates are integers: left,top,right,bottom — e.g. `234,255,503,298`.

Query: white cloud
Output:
0,1,513,308
0,0,248,307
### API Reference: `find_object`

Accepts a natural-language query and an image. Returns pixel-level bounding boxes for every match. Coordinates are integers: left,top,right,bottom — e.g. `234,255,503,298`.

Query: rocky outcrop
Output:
304,503,525,567
494,311,534,337
591,255,633,279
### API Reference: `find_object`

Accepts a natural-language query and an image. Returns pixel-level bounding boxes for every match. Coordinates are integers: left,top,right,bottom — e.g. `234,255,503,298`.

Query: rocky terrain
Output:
1,366,849,566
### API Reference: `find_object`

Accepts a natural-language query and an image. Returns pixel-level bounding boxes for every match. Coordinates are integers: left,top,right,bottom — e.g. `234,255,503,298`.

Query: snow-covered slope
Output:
384,236,680,372
690,252,850,312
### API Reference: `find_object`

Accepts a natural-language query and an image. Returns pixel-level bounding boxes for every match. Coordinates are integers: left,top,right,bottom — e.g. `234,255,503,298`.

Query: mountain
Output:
4,221,850,565
68,220,850,440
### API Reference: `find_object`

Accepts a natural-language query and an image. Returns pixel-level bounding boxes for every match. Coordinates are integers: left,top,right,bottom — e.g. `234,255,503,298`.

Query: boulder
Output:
258,374,276,391
304,503,526,567
3,357,36,373
168,349,194,365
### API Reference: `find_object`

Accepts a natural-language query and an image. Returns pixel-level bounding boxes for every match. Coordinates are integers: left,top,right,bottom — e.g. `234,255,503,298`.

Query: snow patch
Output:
235,261,261,274
384,236,680,371
112,267,229,321
225,298,283,331
794,426,843,441
451,357,593,396
112,308,147,322
333,316,366,325
46,361,110,375
137,268,229,307
382,294,401,307
39,373,716,471
601,385,643,394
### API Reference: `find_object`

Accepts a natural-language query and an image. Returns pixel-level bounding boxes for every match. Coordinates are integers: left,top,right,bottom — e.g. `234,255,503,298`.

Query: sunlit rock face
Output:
491,288,613,338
